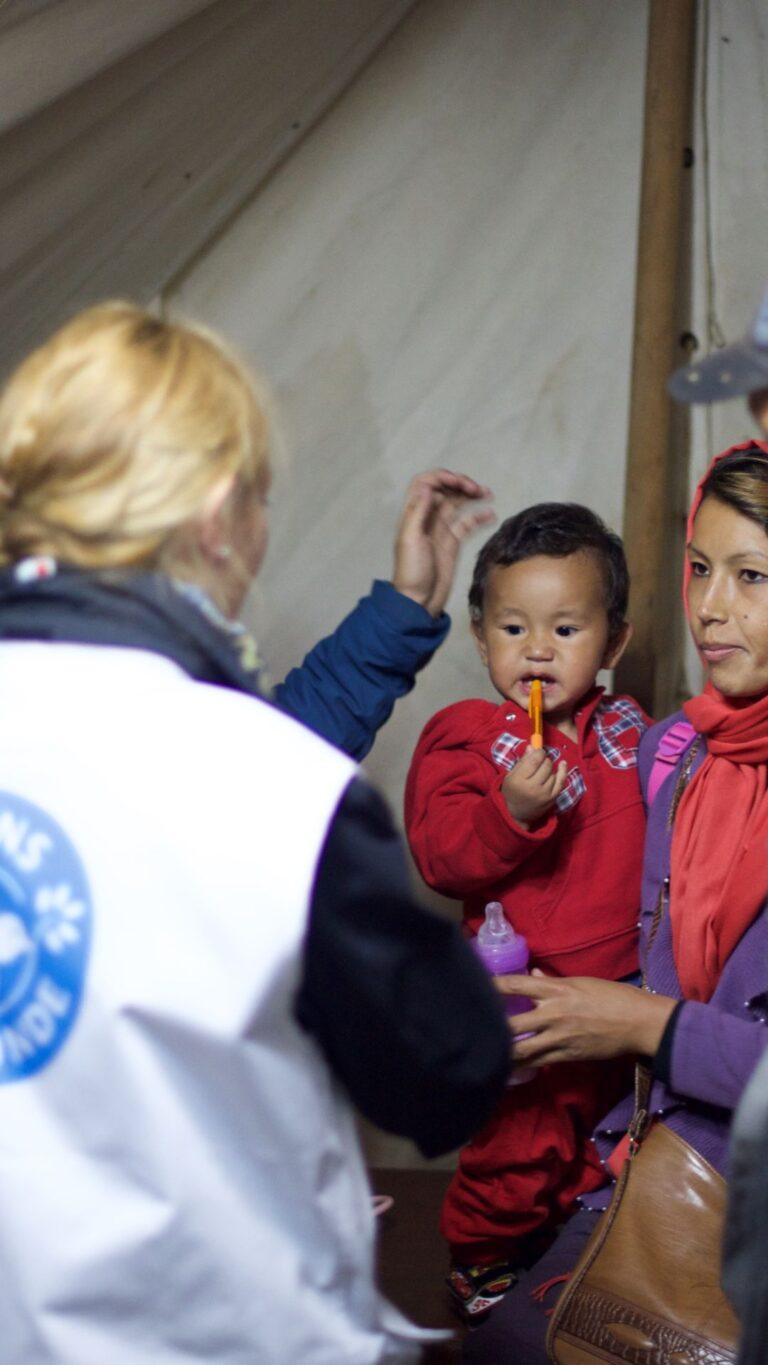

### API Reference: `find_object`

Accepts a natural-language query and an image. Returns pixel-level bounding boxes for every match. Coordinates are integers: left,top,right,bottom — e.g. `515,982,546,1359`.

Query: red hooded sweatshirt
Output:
405,685,651,980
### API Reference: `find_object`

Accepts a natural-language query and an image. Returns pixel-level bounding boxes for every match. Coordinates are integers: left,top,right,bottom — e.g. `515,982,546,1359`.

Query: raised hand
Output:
392,469,494,618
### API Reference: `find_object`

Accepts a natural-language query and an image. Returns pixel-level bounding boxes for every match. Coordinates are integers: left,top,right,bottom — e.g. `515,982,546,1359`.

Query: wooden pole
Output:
614,0,696,716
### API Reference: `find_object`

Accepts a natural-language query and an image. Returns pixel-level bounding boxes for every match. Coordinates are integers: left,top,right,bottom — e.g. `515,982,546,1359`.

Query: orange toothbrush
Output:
528,679,543,749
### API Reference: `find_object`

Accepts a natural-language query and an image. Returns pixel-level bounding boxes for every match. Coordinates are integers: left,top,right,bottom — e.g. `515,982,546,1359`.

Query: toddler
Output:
405,503,650,1321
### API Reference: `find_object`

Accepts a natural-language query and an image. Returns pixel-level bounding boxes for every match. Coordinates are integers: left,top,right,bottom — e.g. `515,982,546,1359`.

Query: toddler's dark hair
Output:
468,502,629,640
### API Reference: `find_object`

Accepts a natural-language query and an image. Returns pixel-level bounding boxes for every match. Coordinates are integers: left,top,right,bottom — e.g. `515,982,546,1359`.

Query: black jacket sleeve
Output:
295,776,510,1158
651,1000,684,1085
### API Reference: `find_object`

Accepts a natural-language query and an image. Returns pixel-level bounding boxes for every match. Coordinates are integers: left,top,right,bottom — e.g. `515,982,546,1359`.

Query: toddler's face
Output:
472,551,627,729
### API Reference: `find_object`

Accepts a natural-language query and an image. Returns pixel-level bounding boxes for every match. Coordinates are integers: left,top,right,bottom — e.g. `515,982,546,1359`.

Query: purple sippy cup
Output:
472,901,536,1086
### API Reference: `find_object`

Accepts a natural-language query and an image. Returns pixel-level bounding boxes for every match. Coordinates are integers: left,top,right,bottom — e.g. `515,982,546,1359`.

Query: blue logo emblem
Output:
0,792,92,1082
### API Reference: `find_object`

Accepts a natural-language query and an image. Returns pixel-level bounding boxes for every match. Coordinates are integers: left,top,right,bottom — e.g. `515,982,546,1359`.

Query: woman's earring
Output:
215,544,232,562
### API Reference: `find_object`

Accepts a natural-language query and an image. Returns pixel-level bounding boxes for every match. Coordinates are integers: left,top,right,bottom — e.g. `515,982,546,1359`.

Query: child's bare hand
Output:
501,747,567,827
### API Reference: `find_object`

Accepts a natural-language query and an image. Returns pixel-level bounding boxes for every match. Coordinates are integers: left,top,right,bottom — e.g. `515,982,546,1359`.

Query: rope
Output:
698,0,727,460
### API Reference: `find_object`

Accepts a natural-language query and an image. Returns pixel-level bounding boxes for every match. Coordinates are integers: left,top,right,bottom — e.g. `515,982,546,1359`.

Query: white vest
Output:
0,643,430,1364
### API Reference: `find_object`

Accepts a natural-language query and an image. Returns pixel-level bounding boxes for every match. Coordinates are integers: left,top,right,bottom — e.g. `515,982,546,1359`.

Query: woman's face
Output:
221,465,271,617
688,494,768,697
232,467,271,583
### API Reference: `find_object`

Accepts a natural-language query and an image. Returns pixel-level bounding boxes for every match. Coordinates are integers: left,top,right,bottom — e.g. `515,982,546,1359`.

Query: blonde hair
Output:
0,301,273,571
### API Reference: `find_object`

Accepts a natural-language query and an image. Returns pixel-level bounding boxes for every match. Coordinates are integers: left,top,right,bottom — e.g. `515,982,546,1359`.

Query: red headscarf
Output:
671,439,768,1000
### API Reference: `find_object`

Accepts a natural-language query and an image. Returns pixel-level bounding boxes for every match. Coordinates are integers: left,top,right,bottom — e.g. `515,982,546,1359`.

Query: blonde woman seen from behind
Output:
0,301,495,759
0,303,508,1365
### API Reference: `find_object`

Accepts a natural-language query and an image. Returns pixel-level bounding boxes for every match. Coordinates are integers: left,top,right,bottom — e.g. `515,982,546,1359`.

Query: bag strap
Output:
628,1063,653,1155
646,719,698,807
608,734,703,1178
631,730,703,1153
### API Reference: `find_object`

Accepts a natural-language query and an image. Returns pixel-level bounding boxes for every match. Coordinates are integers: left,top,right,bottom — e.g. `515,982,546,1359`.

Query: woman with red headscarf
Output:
465,442,768,1363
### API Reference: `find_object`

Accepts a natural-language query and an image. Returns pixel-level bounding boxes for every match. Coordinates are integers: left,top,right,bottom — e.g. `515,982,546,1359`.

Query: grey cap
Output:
668,284,768,402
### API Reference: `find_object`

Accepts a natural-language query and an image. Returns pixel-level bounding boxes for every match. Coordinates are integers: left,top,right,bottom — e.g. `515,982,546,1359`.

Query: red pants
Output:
442,1059,630,1264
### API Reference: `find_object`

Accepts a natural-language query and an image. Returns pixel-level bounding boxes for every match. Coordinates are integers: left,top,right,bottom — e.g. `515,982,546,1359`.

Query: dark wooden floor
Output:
372,1168,466,1363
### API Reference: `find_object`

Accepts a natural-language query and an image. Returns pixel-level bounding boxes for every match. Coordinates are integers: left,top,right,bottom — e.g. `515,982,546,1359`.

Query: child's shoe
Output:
446,1259,518,1324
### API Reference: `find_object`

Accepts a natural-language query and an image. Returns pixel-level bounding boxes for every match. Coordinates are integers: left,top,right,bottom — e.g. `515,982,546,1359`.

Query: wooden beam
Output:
614,0,696,716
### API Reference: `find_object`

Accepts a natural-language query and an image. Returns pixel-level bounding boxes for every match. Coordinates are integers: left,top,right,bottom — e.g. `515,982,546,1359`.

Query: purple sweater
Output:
583,713,768,1211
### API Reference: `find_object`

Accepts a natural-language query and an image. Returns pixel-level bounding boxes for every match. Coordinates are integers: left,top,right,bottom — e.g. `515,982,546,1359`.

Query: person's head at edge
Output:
0,301,273,619
668,282,768,435
747,389,768,433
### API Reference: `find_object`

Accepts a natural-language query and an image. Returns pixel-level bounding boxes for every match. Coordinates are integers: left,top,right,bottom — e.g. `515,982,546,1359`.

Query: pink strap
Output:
647,720,697,806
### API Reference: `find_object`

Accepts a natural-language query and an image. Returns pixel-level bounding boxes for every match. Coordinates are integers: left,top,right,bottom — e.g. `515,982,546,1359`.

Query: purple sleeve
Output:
670,1001,768,1111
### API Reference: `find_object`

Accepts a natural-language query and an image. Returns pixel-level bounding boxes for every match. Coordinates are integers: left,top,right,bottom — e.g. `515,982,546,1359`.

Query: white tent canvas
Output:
3,0,768,1165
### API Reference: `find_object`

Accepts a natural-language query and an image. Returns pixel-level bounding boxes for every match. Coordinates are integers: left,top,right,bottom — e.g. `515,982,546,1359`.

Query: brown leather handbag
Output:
547,1069,741,1364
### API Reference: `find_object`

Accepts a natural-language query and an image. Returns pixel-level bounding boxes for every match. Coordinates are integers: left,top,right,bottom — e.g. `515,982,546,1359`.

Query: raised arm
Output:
275,582,447,759
275,471,494,759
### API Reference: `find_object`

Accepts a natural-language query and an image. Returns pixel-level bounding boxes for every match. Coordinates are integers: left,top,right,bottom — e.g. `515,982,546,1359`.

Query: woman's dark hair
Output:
699,449,768,532
468,502,629,640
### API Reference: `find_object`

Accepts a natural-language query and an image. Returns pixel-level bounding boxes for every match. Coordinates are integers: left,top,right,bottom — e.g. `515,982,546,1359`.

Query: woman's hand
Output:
498,971,678,1068
392,470,494,618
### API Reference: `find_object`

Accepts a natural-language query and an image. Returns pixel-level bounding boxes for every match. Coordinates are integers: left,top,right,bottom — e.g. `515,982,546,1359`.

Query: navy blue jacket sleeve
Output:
295,776,510,1158
274,581,450,760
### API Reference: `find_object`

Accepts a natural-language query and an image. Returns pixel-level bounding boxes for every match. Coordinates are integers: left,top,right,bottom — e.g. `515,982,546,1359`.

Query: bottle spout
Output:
477,900,513,945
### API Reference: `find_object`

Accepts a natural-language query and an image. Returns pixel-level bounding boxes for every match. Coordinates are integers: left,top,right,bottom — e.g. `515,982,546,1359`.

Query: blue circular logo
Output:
0,792,92,1082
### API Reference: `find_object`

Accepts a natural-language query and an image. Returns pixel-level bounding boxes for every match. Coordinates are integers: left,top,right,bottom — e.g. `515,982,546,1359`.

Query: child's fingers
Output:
520,759,566,816
551,760,568,797
541,760,567,800
536,757,566,793
517,745,551,778
530,758,558,792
